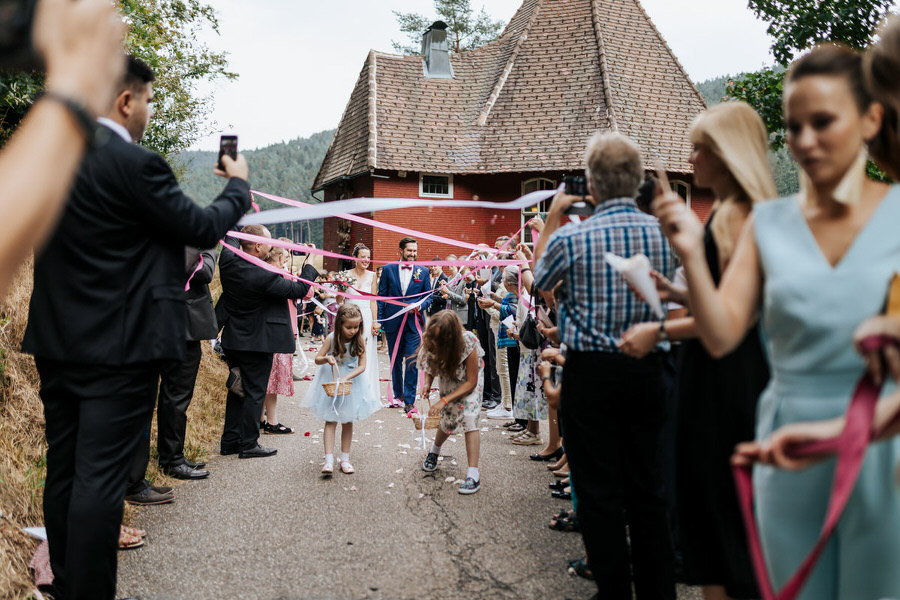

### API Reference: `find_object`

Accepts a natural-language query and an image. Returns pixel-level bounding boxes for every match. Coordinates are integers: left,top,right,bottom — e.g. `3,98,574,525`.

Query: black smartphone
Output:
563,175,594,216
218,135,237,170
0,0,39,71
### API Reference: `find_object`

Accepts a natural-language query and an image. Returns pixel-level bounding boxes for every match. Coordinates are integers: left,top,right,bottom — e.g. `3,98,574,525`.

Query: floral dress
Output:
513,290,547,421
419,331,484,435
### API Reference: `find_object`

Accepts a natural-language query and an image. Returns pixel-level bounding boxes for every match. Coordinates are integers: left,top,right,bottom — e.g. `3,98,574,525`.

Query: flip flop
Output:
118,531,144,550
120,525,146,538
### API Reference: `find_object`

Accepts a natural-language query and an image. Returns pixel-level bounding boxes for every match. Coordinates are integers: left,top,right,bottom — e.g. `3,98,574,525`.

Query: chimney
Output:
422,21,453,79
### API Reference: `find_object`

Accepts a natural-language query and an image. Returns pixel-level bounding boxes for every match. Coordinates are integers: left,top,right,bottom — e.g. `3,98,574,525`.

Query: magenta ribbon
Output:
733,334,896,600
184,254,204,292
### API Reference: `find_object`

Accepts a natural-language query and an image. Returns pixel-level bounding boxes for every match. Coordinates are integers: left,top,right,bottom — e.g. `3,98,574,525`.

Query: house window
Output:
671,180,691,206
522,177,557,245
419,174,453,198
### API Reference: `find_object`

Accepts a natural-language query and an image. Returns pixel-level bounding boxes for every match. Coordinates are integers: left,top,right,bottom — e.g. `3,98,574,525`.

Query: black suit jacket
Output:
218,237,319,354
185,248,219,342
22,128,251,364
427,273,449,315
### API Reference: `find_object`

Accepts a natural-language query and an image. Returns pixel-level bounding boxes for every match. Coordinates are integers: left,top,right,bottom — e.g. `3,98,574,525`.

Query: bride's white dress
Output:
344,269,381,401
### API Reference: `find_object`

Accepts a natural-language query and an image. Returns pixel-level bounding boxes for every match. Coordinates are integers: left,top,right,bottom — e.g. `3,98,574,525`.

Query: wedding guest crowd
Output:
13,4,900,599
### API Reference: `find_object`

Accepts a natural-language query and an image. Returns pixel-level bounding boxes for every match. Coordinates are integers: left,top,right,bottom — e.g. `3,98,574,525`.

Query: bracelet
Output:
520,267,532,273
441,396,448,406
541,375,552,382
39,91,102,148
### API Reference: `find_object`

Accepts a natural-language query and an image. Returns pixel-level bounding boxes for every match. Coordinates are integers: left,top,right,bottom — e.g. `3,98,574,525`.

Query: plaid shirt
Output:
533,198,676,352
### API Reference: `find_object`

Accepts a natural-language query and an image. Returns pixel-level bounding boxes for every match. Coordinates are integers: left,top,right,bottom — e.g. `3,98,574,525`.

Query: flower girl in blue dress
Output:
305,303,381,475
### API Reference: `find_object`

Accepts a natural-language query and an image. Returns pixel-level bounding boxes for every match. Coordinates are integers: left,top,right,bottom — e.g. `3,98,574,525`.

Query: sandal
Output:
549,512,580,532
502,421,517,428
507,423,526,433
339,460,355,474
551,487,572,500
552,465,570,477
118,530,144,550
321,462,334,476
567,557,593,580
549,479,569,491
120,525,146,538
547,455,567,471
264,422,295,434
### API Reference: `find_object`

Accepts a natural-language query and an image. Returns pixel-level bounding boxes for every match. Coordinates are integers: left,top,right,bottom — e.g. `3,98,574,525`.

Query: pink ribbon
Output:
733,334,895,600
184,254,204,292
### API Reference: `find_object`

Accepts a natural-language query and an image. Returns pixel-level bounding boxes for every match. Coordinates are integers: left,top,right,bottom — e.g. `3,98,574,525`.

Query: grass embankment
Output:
0,260,228,599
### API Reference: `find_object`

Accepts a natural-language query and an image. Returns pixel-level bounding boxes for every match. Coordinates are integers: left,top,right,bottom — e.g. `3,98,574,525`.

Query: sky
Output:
189,0,775,151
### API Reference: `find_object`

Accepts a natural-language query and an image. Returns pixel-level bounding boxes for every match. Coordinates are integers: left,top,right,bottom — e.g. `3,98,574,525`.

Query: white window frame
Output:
521,177,557,197
419,173,454,198
671,180,691,207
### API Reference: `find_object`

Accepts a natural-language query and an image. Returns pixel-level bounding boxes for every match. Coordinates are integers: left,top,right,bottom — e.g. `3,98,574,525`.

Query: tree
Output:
0,0,235,161
726,0,894,150
392,0,504,54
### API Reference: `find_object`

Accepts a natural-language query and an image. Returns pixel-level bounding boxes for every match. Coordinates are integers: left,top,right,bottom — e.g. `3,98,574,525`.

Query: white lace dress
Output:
343,268,381,401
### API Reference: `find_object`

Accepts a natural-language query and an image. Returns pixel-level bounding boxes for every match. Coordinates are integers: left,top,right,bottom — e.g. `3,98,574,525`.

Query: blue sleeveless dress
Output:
753,188,900,600
304,341,381,424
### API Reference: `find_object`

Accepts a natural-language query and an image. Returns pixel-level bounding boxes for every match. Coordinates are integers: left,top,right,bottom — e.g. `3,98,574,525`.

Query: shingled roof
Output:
313,0,706,192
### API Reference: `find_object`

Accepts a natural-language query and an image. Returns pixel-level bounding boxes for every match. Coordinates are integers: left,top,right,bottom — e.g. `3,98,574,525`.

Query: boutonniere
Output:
413,268,423,281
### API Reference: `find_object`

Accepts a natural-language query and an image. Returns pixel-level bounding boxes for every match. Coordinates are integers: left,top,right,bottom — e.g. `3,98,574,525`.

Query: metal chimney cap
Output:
427,21,448,32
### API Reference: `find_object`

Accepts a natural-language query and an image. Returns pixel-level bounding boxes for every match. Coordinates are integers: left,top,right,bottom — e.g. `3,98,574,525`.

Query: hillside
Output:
176,129,335,247
695,74,800,196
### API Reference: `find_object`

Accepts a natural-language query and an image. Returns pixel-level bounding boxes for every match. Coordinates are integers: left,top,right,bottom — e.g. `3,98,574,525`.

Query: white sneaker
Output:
486,405,514,420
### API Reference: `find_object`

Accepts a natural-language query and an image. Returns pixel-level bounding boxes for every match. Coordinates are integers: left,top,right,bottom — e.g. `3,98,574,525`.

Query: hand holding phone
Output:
214,135,248,181
218,135,237,170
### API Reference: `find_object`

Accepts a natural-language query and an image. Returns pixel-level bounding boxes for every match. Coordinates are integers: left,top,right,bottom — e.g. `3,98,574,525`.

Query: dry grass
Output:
0,260,228,599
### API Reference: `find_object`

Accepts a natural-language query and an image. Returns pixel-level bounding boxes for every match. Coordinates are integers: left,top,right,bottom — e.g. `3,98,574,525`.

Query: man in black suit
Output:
426,258,448,318
157,248,219,478
22,56,251,600
218,224,318,458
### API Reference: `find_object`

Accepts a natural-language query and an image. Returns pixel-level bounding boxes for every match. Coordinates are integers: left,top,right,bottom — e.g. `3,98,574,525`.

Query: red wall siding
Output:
320,170,706,270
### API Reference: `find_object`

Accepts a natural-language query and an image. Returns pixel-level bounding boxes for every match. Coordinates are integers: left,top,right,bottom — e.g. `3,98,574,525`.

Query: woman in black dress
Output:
618,101,775,600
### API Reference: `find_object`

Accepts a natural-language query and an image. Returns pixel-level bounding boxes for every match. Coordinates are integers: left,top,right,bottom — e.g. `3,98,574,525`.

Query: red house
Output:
312,0,712,269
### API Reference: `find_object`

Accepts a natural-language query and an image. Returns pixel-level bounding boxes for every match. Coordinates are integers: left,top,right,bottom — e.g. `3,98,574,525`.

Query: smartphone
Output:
218,135,238,170
550,365,562,387
536,306,553,328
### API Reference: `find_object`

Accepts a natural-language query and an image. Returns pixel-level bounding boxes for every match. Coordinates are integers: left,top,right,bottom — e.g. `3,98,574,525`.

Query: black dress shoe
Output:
164,463,210,480
184,459,206,469
151,485,173,495
238,445,277,459
530,447,564,461
124,487,175,506
220,445,239,456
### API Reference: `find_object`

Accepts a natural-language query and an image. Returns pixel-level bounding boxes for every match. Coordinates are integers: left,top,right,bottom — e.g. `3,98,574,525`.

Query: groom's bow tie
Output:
400,265,412,270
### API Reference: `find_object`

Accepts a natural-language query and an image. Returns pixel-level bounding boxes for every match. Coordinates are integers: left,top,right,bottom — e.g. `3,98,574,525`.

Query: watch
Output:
658,320,669,343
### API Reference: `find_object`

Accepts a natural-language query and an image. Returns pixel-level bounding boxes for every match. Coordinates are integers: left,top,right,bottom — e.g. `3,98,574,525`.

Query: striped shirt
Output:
533,198,676,352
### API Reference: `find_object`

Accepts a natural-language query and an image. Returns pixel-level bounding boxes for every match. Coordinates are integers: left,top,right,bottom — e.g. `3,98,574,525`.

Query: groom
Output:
377,237,432,413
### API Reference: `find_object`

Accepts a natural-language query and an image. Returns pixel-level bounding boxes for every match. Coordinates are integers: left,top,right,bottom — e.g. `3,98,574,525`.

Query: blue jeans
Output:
385,325,420,406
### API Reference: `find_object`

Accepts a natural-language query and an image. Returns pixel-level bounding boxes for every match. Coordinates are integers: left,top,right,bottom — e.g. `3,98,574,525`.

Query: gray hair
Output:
502,266,519,287
585,132,644,203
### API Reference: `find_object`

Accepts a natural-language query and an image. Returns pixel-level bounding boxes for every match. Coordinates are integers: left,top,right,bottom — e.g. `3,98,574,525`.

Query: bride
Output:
342,243,381,401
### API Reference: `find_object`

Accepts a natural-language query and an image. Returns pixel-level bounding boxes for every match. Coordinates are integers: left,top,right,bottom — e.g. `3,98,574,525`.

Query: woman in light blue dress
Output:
656,45,900,599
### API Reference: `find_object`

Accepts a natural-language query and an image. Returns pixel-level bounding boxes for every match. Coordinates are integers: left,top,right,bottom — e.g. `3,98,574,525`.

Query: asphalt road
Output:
117,345,701,600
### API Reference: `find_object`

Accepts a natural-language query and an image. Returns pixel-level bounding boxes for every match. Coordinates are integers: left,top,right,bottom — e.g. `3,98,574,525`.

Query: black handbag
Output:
518,284,541,350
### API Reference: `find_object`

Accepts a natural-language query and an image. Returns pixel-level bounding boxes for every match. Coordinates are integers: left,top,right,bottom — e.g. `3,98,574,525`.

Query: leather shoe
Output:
164,463,210,480
151,485,173,495
124,487,174,506
184,459,206,469
220,444,239,456
238,445,277,459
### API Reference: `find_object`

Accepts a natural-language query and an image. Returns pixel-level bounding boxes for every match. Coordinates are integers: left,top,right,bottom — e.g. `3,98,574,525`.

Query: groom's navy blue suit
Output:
377,264,432,407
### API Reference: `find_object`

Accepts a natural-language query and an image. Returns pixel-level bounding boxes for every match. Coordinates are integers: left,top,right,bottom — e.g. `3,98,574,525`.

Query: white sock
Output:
340,452,350,463
467,467,480,482
324,453,334,465
430,443,442,455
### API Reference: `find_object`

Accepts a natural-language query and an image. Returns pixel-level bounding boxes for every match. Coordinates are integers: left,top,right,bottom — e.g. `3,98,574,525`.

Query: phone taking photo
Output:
218,135,238,170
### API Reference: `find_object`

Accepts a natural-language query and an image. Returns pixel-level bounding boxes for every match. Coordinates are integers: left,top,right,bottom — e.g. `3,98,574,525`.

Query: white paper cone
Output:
605,252,665,319
501,315,515,330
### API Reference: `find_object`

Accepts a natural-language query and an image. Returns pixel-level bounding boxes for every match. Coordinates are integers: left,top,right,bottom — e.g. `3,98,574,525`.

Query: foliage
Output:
177,129,335,247
0,0,234,162
726,0,894,149
392,0,504,54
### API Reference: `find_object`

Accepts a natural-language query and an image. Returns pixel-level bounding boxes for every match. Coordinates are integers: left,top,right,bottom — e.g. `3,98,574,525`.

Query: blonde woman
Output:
620,101,775,600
